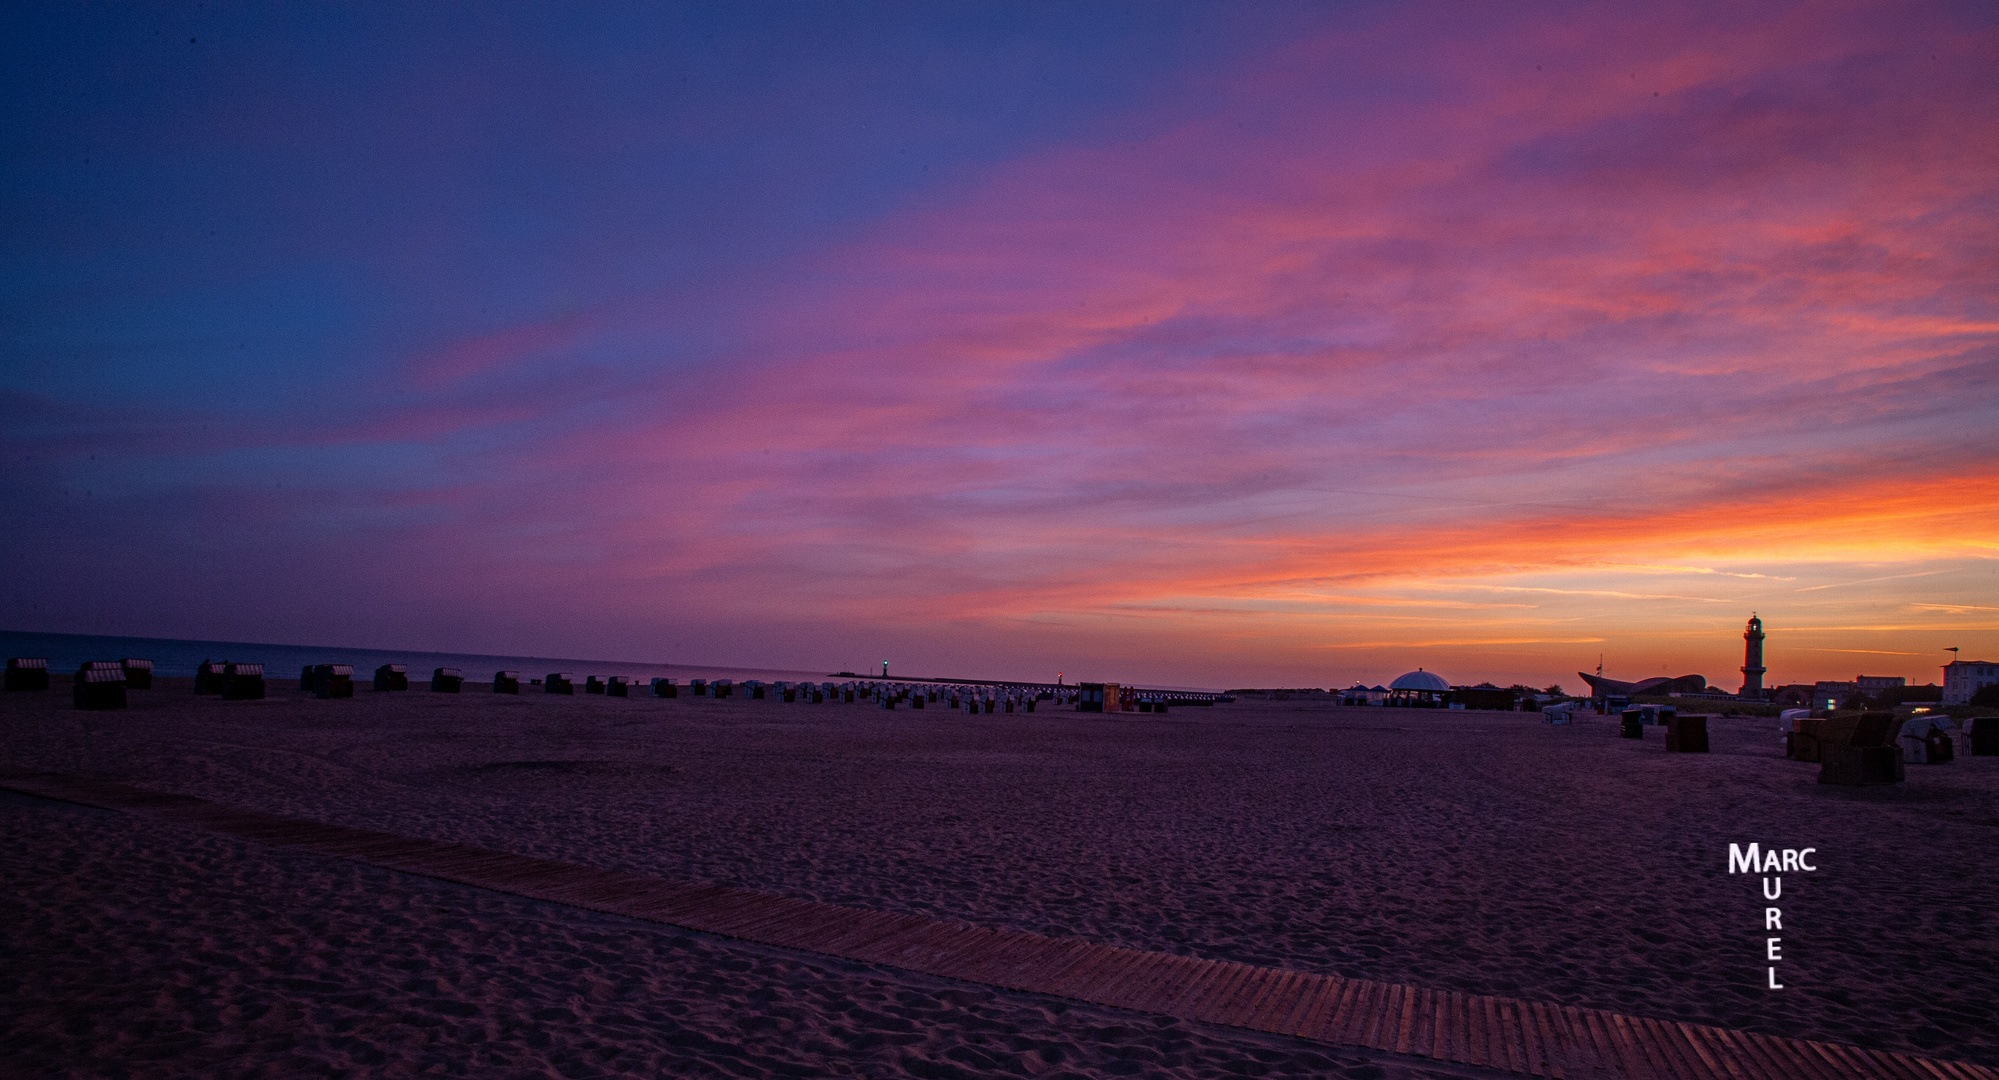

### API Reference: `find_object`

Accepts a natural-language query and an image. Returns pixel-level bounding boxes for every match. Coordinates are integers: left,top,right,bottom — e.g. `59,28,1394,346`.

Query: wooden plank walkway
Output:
5,769,1988,1080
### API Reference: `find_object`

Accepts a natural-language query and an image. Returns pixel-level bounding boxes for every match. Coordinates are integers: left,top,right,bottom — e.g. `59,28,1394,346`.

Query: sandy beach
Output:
4,681,1993,1076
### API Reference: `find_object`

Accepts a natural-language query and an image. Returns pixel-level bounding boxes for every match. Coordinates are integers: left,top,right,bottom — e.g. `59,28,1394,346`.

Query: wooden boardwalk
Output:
4,769,1989,1080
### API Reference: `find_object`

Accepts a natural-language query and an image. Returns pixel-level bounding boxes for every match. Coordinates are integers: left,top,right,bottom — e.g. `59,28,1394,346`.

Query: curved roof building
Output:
1389,669,1450,692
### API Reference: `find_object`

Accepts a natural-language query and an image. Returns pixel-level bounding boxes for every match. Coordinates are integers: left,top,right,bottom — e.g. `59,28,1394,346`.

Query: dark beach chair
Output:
494,671,521,694
1664,714,1708,752
301,665,317,691
1818,712,1902,785
688,679,707,696
74,662,127,710
714,680,733,698
607,676,633,697
194,660,225,695
651,678,677,698
1972,718,1999,756
585,676,606,694
5,657,50,692
431,667,463,693
374,664,408,691
312,664,354,699
546,672,574,695
223,662,265,700
1620,708,1645,739
120,659,153,690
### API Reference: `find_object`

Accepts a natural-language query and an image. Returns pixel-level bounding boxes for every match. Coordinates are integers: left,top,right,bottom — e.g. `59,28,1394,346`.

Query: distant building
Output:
1452,683,1517,711
1577,671,1709,698
1855,675,1906,692
1812,681,1858,710
1943,660,1999,706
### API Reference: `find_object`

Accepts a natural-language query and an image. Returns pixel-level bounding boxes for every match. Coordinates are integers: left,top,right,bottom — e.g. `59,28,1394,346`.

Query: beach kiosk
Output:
5,657,50,692
374,664,408,691
431,667,464,693
493,671,521,694
120,659,153,690
312,664,355,699
73,662,127,710
1076,683,1122,713
546,672,575,694
222,662,265,700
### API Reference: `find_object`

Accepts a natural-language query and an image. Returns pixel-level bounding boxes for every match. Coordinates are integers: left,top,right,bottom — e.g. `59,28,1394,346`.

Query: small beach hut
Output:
120,659,153,690
431,667,463,693
222,662,265,700
1076,683,1122,713
651,678,677,698
374,664,408,691
312,664,355,699
5,657,50,692
585,675,606,694
73,662,128,710
494,671,521,694
546,672,575,694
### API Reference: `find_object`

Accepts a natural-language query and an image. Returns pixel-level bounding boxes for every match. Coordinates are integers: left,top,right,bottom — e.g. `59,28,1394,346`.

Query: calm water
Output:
0,630,838,685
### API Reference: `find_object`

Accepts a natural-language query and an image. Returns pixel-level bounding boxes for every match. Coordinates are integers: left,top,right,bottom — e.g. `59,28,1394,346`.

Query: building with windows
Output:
1855,675,1906,693
1943,661,1999,706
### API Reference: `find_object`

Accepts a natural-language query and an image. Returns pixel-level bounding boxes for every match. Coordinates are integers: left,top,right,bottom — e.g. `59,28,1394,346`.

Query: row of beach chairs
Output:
7,657,160,711
1780,711,1998,783
13,657,1118,721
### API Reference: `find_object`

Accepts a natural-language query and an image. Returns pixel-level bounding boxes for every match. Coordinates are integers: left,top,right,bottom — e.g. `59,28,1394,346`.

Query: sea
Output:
0,630,840,686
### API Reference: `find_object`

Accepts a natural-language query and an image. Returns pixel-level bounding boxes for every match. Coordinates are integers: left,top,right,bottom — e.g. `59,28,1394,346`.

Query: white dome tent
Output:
1387,668,1450,708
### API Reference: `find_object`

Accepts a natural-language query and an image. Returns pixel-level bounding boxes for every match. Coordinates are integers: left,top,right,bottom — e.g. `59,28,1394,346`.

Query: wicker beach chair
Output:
431,668,463,693
74,662,127,710
374,664,408,691
5,657,51,692
222,663,265,700
119,659,153,690
312,664,355,699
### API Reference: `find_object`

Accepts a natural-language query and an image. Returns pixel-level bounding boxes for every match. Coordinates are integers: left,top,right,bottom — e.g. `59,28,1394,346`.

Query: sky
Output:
4,1,1996,691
